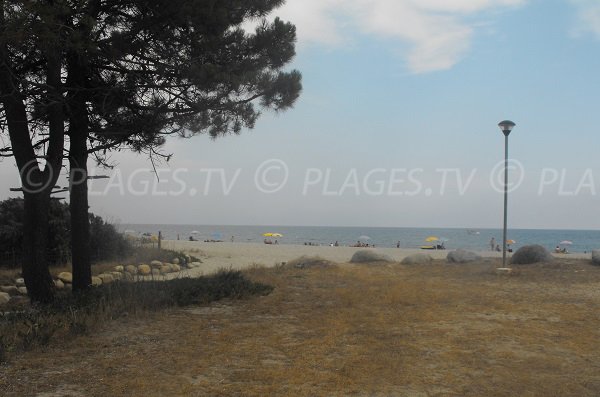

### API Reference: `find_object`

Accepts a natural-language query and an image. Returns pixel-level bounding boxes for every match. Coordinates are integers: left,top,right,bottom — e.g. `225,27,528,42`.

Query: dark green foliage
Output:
88,214,133,262
0,198,131,267
0,271,273,360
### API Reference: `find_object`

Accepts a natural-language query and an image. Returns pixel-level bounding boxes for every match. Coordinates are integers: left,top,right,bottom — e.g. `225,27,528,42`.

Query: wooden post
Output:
158,231,162,250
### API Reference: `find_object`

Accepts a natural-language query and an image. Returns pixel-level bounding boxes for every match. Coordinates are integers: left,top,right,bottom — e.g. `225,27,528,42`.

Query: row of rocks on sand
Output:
0,258,202,306
0,277,28,306
353,245,600,266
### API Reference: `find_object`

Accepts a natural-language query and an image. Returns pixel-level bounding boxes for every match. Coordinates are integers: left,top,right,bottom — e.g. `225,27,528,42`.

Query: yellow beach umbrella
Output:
425,236,439,242
263,233,283,238
506,239,516,244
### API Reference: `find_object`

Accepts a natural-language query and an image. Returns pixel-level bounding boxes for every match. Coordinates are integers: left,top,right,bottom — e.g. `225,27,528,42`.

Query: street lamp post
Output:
498,120,516,267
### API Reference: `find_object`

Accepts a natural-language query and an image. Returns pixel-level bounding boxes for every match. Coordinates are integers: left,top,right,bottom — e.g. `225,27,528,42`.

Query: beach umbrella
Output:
506,239,516,244
263,232,283,238
191,230,200,234
560,240,573,245
425,236,439,242
358,235,371,241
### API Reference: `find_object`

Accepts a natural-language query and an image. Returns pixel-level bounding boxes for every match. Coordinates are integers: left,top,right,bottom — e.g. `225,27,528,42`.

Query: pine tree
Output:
0,0,302,301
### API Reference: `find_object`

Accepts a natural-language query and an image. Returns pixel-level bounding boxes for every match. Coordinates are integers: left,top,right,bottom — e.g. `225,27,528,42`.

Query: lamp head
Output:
498,120,516,136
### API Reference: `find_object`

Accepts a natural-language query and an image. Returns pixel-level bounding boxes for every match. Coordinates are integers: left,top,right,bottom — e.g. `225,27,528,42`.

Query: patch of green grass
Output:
0,271,272,361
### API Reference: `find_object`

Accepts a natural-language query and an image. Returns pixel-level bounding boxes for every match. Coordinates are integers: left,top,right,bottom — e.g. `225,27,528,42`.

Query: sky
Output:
2,0,600,229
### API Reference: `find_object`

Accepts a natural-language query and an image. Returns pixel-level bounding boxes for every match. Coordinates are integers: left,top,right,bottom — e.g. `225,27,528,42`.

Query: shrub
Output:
0,271,272,361
0,198,132,267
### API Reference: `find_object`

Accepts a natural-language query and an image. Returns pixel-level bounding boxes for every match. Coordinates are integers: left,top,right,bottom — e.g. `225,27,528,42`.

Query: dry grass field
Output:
2,258,600,396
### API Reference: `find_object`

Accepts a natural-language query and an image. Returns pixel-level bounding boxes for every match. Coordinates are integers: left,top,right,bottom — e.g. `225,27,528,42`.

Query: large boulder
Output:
592,250,600,266
54,279,65,289
350,250,394,263
17,287,27,295
401,254,433,265
172,258,180,265
287,256,336,269
91,276,103,286
57,272,73,283
15,278,25,286
170,263,181,272
447,249,482,264
511,245,553,265
114,265,124,272
160,265,172,275
0,292,10,305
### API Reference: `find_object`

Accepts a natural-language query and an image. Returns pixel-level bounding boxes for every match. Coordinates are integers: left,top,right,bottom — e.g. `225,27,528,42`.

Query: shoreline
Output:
161,241,591,275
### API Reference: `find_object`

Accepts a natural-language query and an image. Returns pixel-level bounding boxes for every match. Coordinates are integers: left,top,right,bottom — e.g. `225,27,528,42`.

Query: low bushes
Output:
0,271,272,362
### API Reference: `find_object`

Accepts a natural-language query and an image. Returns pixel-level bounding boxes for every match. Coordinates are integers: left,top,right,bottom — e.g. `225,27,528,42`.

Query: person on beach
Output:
397,241,400,248
490,237,496,251
495,244,501,252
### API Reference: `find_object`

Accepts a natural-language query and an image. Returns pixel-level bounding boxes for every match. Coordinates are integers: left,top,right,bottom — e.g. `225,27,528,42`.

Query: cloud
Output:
569,0,600,39
270,0,525,73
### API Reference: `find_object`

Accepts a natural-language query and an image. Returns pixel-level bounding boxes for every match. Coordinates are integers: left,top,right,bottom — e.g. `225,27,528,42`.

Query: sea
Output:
117,224,600,253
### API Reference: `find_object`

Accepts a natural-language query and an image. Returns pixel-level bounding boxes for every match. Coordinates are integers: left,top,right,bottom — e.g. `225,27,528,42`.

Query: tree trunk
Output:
22,192,55,303
70,131,91,292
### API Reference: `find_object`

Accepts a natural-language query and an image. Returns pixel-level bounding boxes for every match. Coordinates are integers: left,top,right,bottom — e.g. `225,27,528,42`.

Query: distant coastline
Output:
119,224,600,253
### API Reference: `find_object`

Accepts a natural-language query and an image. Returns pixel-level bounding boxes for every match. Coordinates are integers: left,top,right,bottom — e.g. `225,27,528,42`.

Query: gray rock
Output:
0,292,10,305
17,286,27,295
151,269,160,276
447,249,482,264
172,257,180,265
54,279,65,289
350,250,394,263
91,276,103,286
170,263,181,272
511,245,554,265
1,285,19,296
15,278,25,286
114,265,124,272
287,256,336,269
592,250,600,266
401,254,433,265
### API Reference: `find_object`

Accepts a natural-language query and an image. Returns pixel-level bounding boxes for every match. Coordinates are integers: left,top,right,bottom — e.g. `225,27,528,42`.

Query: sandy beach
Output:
162,240,591,274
